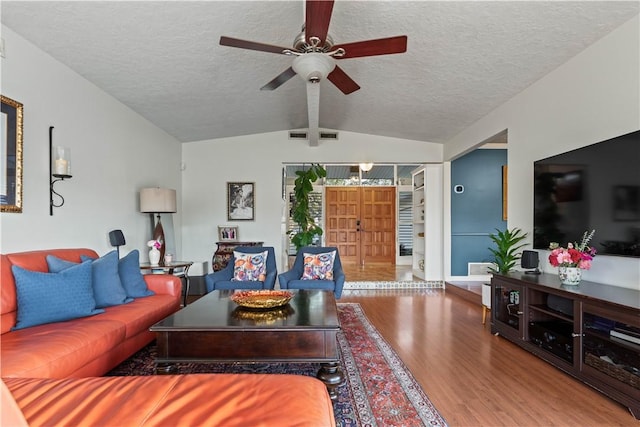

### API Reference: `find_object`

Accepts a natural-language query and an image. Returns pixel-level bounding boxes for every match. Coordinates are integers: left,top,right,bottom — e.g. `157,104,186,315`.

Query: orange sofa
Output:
1,248,182,378
1,248,336,426
2,374,336,426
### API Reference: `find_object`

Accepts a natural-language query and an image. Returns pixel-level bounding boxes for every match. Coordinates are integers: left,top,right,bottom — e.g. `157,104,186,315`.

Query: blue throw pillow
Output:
45,254,79,273
11,262,104,330
118,250,154,298
78,251,133,308
49,254,131,308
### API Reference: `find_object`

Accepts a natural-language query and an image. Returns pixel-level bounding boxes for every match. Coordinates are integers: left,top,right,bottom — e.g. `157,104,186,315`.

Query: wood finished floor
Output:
339,263,635,426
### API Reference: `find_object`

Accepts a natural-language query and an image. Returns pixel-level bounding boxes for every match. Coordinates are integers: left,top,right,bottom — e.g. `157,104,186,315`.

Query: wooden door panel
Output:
325,187,360,264
360,187,396,264
326,186,396,265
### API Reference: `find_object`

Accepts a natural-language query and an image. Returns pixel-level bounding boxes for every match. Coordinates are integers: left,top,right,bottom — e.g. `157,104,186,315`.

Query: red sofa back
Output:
1,249,98,334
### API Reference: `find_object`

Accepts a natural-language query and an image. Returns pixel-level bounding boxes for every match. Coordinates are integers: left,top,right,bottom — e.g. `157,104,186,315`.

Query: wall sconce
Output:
140,187,177,265
359,162,374,172
49,126,72,215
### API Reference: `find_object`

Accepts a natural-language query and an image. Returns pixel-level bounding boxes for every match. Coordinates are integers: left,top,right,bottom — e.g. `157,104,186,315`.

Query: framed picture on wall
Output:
218,226,239,242
1,95,24,213
227,182,255,221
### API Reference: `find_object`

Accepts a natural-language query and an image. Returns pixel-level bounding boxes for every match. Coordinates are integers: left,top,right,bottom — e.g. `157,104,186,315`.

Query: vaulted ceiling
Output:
2,1,638,144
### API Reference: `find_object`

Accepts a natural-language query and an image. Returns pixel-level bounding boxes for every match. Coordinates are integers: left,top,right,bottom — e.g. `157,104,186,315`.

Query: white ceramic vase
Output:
558,266,581,285
149,247,161,266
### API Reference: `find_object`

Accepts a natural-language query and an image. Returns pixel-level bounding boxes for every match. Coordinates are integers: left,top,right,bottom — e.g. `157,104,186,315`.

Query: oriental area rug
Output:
108,303,448,427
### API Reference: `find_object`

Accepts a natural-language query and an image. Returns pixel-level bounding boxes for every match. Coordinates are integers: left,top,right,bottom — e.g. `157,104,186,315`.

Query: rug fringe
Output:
343,280,444,290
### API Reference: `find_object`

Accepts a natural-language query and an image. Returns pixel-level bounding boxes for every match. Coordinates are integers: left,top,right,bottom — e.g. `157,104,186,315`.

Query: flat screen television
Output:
533,130,640,257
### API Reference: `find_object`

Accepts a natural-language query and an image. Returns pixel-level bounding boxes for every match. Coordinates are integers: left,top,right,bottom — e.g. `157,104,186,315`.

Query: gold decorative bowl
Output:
230,290,293,309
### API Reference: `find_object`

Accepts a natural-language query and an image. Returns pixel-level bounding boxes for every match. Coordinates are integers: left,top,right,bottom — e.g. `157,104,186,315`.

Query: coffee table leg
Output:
155,363,178,375
317,362,345,400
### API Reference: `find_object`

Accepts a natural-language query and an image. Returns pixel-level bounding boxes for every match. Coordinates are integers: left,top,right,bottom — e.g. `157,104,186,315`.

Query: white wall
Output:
0,27,182,259
444,16,640,289
181,131,442,272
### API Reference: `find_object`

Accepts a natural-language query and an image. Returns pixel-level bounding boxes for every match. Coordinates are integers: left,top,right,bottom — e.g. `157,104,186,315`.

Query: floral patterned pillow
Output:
232,251,268,282
301,251,336,280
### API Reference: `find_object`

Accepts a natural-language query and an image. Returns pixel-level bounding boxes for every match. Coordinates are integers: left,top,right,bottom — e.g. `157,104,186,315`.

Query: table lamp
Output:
140,187,176,265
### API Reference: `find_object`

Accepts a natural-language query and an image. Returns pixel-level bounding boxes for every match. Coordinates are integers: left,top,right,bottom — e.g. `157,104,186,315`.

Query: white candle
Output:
54,159,68,175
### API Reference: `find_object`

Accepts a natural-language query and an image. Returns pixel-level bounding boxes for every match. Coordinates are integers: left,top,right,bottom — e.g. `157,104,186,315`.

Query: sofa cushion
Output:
1,317,125,378
99,294,180,339
118,250,154,298
11,262,104,331
4,374,336,427
232,250,268,281
301,251,336,280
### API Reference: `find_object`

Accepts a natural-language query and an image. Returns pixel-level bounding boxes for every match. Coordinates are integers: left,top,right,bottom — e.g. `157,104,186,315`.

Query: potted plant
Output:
288,163,327,251
488,227,529,274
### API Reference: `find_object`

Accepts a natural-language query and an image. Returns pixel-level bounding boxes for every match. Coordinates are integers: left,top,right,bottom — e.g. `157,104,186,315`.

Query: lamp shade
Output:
140,188,177,213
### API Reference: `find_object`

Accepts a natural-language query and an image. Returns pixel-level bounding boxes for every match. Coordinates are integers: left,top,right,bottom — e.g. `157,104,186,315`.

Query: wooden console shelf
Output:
491,272,640,418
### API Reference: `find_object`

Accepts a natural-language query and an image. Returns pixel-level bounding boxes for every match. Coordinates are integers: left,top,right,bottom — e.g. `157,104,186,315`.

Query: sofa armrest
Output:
205,264,234,292
333,263,346,299
278,268,301,288
144,274,182,297
263,268,277,290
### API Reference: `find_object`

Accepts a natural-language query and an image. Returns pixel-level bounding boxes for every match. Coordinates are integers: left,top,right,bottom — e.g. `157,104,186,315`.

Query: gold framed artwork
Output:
1,95,24,213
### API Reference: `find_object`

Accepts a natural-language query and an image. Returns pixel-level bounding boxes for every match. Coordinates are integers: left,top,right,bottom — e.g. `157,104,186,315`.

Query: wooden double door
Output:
325,187,396,265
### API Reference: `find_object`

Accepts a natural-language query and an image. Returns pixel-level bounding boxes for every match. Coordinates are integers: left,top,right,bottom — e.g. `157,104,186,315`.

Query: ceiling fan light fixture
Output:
359,162,374,172
292,53,336,83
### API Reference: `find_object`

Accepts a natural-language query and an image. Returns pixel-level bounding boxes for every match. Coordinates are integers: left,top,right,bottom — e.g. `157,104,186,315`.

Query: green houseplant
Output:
288,164,327,251
488,227,529,274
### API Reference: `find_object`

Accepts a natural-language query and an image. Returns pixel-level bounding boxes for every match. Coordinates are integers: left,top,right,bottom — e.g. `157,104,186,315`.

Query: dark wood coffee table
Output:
150,289,344,399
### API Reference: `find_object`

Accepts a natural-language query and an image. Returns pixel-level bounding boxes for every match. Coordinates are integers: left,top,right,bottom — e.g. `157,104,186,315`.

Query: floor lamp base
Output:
152,214,166,265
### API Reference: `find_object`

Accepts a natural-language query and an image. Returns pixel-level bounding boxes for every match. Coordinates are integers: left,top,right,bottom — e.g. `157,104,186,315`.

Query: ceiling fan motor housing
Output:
292,53,336,83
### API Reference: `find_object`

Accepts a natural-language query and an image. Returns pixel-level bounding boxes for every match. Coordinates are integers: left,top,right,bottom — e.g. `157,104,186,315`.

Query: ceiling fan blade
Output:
333,35,408,59
220,36,290,55
327,65,360,95
305,0,334,45
260,67,297,91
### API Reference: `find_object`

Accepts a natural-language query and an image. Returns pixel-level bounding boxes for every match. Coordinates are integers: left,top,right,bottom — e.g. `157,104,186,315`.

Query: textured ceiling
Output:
2,1,638,144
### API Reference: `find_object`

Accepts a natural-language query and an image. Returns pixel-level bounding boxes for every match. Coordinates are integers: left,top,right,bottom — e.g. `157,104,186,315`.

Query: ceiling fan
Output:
219,0,408,146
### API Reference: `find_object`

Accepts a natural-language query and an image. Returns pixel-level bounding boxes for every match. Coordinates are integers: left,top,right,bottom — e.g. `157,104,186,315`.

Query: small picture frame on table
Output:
218,226,238,242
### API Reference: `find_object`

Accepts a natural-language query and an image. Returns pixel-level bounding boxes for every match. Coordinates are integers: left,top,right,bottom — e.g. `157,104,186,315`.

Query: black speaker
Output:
521,250,541,274
109,230,125,247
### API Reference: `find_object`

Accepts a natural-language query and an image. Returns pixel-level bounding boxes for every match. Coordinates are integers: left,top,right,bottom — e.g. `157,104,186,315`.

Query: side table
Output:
212,241,264,272
140,261,193,307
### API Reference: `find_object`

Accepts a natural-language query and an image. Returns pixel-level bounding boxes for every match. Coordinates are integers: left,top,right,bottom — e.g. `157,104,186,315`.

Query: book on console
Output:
613,324,640,338
610,329,640,345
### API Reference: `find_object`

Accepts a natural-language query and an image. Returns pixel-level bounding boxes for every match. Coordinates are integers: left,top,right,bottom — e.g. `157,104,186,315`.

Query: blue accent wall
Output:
451,149,507,276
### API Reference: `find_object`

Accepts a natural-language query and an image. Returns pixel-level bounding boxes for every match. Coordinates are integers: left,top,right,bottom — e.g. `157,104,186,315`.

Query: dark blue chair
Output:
278,246,345,298
205,246,277,292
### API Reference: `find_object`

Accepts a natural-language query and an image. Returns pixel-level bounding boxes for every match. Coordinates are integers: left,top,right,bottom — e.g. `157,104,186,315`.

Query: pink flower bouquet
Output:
548,230,597,270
